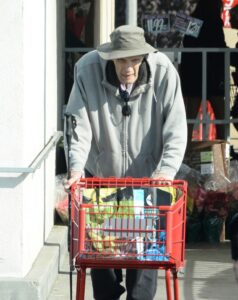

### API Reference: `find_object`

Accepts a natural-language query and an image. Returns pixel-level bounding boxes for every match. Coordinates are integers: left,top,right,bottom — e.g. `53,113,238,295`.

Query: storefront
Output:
61,0,238,246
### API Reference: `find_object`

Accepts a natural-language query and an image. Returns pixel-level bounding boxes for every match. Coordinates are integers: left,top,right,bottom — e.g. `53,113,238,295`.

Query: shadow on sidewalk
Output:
183,242,238,300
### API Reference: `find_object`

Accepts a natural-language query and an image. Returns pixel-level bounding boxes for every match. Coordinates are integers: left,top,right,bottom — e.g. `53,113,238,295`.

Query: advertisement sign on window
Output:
222,0,238,27
142,14,170,35
173,13,203,37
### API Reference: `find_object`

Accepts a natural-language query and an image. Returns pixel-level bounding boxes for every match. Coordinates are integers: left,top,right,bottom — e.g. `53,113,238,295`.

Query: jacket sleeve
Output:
155,61,187,179
64,62,92,173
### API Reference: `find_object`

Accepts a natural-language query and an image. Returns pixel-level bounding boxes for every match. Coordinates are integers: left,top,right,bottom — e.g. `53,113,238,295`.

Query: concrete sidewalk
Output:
48,239,238,300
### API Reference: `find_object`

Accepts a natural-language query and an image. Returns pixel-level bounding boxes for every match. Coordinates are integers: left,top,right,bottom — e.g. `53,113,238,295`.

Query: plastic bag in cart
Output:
84,188,117,222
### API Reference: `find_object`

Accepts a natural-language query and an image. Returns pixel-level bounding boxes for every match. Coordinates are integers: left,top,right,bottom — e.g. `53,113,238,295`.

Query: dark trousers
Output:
91,268,158,300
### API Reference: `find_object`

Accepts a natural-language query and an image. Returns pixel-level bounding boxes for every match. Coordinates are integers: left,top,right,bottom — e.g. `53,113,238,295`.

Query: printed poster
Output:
173,13,203,37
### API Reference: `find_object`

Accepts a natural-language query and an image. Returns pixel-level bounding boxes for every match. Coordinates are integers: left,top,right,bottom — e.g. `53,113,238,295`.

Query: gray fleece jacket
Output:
65,50,187,179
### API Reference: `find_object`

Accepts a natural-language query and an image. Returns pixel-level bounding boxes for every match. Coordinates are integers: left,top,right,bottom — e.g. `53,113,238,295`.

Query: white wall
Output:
0,0,58,277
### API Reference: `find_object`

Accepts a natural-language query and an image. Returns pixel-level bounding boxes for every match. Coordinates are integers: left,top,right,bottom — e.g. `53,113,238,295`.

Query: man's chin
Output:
121,78,137,85
119,75,137,84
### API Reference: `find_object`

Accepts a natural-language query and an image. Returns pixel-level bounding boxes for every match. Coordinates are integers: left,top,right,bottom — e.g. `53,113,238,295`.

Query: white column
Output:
125,0,138,26
94,0,115,46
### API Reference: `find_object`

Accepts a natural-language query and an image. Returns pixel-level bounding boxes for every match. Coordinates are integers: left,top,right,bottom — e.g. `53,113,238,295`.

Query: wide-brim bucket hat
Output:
97,25,157,60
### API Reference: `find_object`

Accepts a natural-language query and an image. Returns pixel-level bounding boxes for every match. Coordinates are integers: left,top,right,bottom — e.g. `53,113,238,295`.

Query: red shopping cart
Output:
70,177,187,300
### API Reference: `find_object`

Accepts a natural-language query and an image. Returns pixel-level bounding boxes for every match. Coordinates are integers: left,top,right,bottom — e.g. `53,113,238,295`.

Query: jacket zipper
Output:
122,115,128,175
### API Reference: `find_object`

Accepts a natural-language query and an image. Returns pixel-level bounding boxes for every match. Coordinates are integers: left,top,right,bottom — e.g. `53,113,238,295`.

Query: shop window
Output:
137,0,199,48
115,0,126,27
57,0,94,176
65,0,94,102
65,0,94,47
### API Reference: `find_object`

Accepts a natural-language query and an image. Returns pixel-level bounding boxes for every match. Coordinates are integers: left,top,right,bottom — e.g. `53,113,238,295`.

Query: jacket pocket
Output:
95,151,122,177
127,154,157,177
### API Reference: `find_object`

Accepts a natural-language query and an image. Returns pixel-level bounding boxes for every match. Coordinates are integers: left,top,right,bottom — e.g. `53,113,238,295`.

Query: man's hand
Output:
63,171,82,190
153,174,173,180
152,173,173,185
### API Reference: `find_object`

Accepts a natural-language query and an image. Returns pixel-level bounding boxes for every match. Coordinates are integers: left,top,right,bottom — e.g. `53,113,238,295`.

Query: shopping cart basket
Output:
70,177,187,300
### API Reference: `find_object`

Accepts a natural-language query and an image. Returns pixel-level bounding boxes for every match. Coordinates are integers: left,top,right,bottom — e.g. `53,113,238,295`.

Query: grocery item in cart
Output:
82,186,177,212
142,231,169,261
83,187,119,224
81,185,178,259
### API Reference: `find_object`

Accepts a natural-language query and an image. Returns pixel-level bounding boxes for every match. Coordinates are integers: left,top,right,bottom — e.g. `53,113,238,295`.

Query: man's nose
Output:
125,62,133,70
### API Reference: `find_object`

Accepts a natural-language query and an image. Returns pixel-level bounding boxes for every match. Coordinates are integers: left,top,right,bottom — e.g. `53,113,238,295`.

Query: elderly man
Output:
64,25,187,300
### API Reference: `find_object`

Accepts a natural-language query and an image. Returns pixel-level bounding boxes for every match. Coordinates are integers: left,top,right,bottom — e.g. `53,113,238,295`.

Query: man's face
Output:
113,55,144,85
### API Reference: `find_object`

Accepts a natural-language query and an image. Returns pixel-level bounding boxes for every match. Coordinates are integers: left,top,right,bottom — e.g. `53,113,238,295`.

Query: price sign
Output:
173,13,203,37
142,14,170,35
